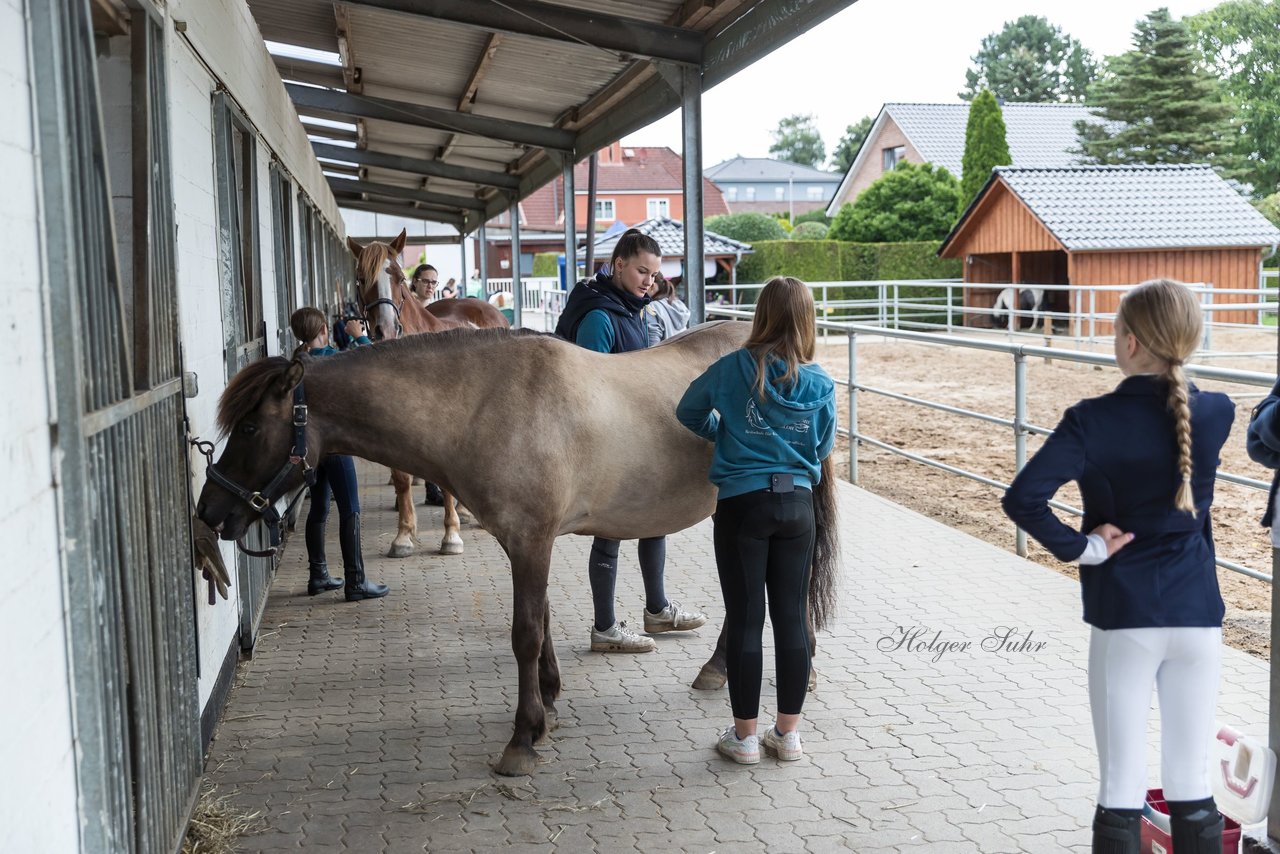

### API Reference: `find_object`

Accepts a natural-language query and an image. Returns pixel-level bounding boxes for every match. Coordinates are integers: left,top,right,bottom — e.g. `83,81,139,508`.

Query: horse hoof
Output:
494,745,539,777
439,539,464,556
543,704,559,732
808,668,819,693
692,664,727,691
388,542,414,558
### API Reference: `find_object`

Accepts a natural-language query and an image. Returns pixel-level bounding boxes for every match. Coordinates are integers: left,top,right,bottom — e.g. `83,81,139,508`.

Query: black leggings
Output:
713,489,814,720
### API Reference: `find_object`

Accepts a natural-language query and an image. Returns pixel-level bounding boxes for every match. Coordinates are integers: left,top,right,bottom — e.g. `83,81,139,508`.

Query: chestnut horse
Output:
195,322,840,776
348,229,509,558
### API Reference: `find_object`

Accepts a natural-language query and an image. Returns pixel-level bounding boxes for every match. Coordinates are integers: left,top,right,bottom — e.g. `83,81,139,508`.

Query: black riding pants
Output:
713,488,814,720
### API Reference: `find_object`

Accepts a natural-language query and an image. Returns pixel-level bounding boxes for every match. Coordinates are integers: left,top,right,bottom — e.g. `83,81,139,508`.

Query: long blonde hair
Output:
744,276,817,400
1116,278,1202,514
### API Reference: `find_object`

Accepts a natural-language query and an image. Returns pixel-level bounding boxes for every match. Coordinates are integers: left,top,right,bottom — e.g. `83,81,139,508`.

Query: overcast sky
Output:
622,0,1218,169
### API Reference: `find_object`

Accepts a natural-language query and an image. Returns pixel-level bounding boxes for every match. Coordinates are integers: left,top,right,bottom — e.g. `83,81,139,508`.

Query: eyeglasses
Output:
416,278,439,286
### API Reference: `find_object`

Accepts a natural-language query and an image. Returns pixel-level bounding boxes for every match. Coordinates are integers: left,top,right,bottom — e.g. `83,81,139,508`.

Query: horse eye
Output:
240,423,258,436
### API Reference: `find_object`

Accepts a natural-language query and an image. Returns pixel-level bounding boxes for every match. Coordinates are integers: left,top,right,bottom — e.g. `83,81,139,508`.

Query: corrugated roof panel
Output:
247,0,341,52
996,164,1280,250
477,33,631,119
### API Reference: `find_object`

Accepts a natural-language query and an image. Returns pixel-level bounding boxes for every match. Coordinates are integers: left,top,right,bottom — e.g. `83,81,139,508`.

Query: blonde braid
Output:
1166,362,1196,516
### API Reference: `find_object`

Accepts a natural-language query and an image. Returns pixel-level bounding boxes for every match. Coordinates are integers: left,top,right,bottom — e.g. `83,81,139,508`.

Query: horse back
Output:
427,297,510,329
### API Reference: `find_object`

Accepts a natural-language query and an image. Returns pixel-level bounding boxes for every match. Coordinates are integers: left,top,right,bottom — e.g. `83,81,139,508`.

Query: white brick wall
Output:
0,0,80,849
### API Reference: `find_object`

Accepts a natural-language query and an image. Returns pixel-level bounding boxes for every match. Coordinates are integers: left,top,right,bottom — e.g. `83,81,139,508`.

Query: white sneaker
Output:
590,621,656,653
762,726,803,761
643,600,708,633
716,727,760,765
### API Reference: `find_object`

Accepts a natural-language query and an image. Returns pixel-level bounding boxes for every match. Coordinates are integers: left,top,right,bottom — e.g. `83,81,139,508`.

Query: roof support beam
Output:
311,141,520,191
302,121,359,143
703,0,854,89
438,32,504,166
327,176,488,211
334,196,465,229
286,83,576,152
341,0,703,64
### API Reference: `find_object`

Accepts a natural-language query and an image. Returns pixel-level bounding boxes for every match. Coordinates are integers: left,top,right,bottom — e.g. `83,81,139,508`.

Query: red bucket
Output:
1140,788,1240,854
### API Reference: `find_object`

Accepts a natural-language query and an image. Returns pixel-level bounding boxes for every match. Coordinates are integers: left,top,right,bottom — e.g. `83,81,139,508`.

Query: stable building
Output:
938,164,1280,331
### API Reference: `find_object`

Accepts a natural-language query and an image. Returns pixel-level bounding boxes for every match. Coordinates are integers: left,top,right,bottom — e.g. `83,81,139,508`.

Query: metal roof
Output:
944,164,1280,253
577,217,752,259
705,156,840,183
245,0,861,234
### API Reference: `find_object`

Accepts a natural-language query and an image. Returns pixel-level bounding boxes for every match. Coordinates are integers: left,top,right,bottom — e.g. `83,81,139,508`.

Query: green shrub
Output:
736,240,962,291
828,162,961,242
532,252,559,278
791,222,830,240
793,208,832,227
705,212,788,243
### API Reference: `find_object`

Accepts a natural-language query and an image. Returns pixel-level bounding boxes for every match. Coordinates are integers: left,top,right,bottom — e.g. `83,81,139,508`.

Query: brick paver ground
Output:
203,466,1271,853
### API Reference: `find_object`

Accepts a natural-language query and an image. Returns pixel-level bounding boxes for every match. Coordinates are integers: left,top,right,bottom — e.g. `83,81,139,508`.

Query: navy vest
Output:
555,271,651,353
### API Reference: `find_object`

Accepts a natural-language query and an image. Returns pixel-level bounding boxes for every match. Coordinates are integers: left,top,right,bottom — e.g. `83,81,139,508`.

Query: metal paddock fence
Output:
707,306,1276,585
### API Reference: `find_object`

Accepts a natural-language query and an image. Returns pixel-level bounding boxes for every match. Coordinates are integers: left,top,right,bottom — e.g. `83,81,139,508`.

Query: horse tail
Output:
808,455,840,632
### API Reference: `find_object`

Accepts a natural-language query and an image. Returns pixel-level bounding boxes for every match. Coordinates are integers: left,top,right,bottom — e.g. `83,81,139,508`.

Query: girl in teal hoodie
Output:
677,276,836,765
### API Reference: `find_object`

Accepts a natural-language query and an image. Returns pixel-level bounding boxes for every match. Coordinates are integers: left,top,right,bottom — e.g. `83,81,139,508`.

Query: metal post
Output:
681,64,705,324
1014,352,1028,558
946,283,953,334
478,220,489,296
1089,287,1096,343
459,238,468,298
1202,284,1214,353
563,156,576,286
585,152,597,276
894,281,900,329
510,200,522,328
848,331,858,484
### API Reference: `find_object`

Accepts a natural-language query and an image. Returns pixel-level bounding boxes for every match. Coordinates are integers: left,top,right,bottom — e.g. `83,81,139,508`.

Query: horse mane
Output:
217,356,292,436
355,241,394,289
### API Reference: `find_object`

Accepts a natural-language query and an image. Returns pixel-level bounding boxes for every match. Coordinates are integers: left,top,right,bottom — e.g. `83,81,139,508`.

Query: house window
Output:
726,186,738,201
745,187,756,201
595,198,615,221
774,186,786,201
647,198,669,219
883,145,906,171
806,185,823,200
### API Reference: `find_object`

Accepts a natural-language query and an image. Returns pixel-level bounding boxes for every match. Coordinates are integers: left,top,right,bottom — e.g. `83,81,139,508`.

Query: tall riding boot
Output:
1169,797,1224,854
305,520,343,595
341,513,389,601
1091,806,1141,854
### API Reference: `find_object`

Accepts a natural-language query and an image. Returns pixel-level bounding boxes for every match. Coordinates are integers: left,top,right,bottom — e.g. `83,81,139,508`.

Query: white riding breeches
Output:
1088,625,1221,809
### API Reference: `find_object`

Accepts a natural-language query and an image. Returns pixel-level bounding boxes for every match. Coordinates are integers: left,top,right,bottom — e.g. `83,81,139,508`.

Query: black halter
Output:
198,383,315,557
363,294,404,339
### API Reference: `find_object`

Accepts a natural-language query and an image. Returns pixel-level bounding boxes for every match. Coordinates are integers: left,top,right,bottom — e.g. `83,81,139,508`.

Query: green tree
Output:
830,116,874,173
1077,9,1239,175
961,15,1097,102
705,212,788,243
793,208,832,227
1256,192,1280,229
1189,0,1280,194
959,90,1012,213
828,162,961,243
769,114,825,168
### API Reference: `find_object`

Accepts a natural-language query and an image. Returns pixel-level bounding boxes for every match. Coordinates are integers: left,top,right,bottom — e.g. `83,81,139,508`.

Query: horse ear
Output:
390,228,407,254
346,236,364,257
278,358,306,396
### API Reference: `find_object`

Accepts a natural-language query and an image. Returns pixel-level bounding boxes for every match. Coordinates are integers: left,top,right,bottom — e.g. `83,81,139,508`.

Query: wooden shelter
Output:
938,165,1280,332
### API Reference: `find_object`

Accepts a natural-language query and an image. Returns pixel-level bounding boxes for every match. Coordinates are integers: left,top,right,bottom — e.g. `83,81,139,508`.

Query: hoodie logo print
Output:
746,399,811,443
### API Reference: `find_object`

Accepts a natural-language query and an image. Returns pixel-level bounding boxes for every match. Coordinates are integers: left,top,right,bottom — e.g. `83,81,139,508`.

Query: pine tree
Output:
959,90,1012,213
1076,8,1238,174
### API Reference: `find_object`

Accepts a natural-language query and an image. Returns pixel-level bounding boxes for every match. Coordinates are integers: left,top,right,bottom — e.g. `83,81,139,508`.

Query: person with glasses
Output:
411,263,439,307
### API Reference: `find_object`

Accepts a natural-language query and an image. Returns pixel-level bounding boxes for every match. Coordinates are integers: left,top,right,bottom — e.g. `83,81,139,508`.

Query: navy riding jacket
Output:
1001,373,1235,630
1246,378,1280,528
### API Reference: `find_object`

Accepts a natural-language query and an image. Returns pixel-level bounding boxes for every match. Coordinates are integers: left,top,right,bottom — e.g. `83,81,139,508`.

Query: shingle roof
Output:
984,164,1280,251
885,102,1103,178
576,217,752,259
706,156,840,183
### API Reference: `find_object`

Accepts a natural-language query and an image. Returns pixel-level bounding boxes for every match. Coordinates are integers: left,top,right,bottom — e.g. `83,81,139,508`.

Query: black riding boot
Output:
1091,806,1141,854
423,482,445,506
1169,797,1224,854
341,513,389,601
305,520,343,595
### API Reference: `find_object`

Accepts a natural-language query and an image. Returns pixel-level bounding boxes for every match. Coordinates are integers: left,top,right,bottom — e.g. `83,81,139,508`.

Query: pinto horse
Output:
991,287,1048,332
194,322,840,776
349,229,509,558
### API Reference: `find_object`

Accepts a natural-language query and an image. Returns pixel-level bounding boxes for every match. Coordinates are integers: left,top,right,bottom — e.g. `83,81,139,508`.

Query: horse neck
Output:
304,353,457,473
394,283,448,333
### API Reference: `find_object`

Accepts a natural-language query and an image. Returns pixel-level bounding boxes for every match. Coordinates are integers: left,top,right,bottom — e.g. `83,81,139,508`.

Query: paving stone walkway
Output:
203,467,1271,853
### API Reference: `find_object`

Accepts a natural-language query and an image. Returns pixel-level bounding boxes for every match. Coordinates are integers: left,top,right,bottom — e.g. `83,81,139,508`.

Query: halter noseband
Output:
197,382,315,557
363,295,404,339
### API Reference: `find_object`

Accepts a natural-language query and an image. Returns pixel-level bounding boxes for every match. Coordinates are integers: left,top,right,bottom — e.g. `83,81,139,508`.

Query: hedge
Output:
532,251,559,278
735,240,962,293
